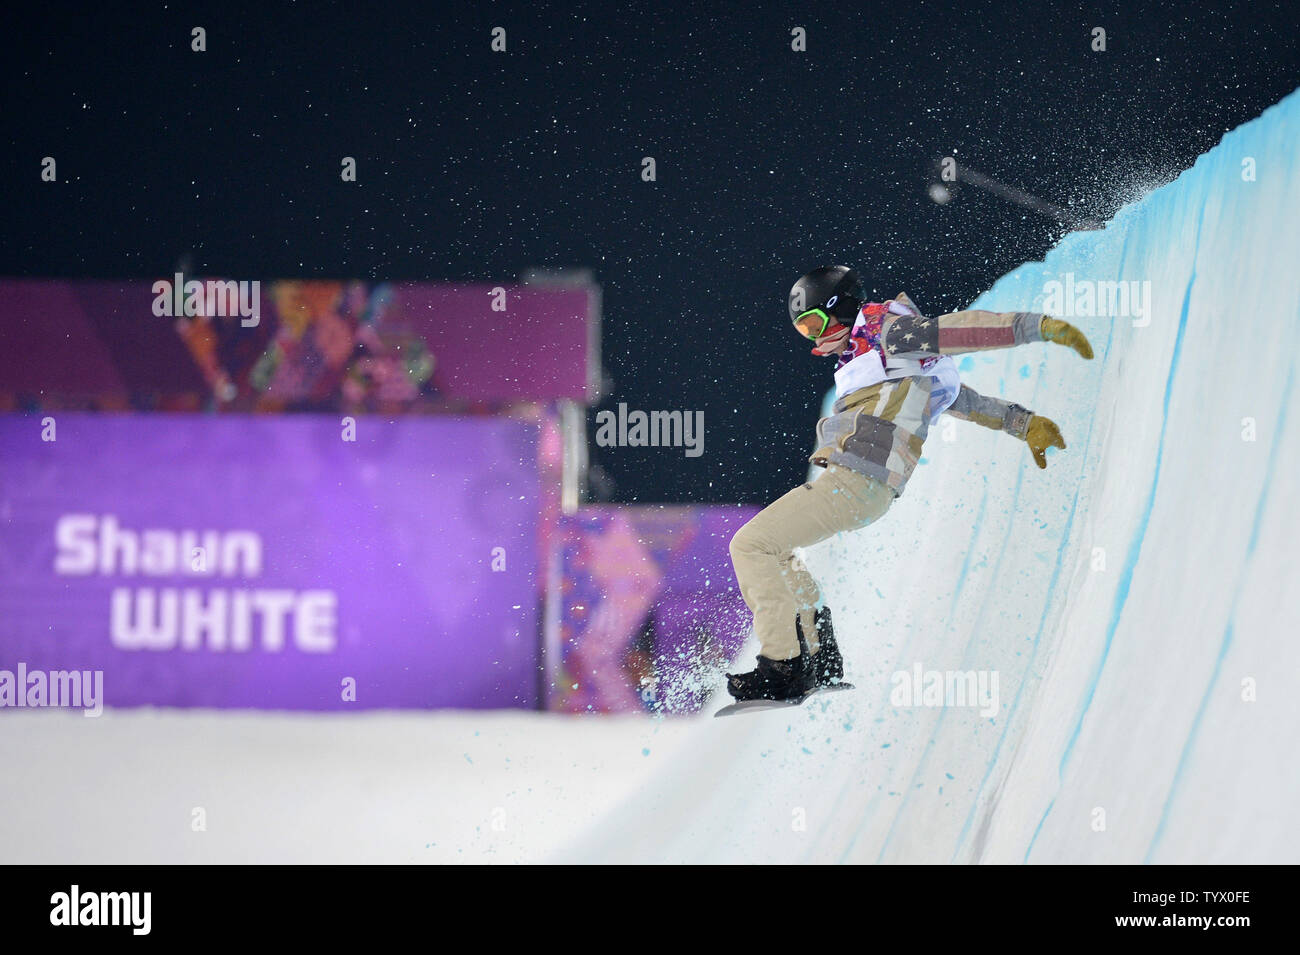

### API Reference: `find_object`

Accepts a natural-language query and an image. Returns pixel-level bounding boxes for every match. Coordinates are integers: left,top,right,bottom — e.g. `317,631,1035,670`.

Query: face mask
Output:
810,323,850,357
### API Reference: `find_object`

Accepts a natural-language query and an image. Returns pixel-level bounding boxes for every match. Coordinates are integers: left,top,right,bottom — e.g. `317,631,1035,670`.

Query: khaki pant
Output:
728,464,895,660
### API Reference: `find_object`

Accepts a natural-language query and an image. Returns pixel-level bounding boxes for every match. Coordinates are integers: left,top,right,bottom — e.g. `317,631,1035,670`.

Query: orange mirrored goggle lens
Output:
794,308,833,339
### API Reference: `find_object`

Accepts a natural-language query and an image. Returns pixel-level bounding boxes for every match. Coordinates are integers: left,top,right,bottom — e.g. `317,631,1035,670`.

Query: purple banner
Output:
393,283,598,403
0,278,599,410
546,506,759,713
0,413,540,710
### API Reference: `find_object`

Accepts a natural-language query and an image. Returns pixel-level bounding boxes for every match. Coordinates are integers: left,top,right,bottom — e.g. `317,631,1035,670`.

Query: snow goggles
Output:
793,307,836,340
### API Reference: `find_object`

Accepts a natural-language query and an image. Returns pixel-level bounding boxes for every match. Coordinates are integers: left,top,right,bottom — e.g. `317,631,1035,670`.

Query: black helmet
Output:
788,266,863,326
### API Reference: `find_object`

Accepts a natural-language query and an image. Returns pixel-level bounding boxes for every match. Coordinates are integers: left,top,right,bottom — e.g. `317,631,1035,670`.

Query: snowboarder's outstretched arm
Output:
877,295,1091,469
881,305,1038,357
945,382,1029,431
944,382,1068,469
881,303,1093,360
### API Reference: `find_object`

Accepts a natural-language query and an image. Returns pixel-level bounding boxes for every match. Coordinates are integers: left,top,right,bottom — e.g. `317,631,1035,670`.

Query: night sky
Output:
3,1,1298,503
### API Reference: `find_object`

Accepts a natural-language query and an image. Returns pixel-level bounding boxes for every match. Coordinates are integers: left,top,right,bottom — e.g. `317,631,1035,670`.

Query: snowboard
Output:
714,682,855,718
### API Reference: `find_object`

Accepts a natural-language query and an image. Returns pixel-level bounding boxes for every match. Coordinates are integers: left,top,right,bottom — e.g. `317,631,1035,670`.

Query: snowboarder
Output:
723,265,1094,705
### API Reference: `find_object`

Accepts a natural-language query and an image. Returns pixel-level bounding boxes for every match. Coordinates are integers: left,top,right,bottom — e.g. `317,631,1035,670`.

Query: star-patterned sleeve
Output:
880,306,1045,359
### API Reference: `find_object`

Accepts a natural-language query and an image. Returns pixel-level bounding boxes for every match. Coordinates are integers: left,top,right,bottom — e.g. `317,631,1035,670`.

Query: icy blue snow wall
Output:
919,87,1300,864
806,88,1300,863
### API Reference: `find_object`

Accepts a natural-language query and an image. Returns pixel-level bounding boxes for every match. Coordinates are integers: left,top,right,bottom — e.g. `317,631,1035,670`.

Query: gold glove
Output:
1041,317,1094,360
1025,415,1066,469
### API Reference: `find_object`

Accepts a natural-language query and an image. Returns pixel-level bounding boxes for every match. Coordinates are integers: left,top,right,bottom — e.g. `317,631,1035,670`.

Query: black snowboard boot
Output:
725,646,815,702
800,607,843,687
